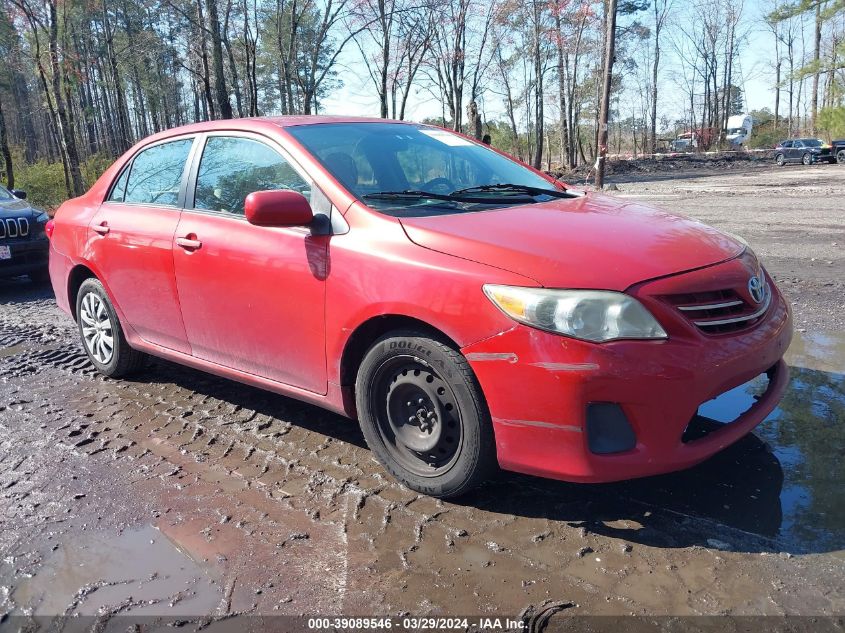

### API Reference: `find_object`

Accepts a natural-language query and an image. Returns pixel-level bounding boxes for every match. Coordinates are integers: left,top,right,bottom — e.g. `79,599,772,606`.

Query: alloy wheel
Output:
79,292,115,365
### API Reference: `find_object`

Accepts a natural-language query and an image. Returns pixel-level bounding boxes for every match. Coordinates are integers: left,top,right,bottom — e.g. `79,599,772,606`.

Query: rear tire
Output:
802,152,812,165
76,278,146,378
837,149,845,165
355,330,496,498
775,153,785,166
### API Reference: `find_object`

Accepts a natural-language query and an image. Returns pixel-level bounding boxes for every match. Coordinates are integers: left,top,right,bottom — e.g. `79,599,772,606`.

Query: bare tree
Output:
650,0,672,152
595,0,618,189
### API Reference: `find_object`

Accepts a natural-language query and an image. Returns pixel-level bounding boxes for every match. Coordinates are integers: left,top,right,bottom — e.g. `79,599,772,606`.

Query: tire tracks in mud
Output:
1,294,842,616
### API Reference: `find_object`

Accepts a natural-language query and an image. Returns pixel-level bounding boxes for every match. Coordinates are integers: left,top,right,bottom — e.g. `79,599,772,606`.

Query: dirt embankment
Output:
550,151,775,185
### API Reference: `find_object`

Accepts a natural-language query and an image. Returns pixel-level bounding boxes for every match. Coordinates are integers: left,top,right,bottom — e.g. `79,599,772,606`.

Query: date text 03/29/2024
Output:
306,617,526,631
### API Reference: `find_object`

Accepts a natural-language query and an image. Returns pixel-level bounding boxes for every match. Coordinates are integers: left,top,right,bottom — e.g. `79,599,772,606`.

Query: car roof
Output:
125,116,422,150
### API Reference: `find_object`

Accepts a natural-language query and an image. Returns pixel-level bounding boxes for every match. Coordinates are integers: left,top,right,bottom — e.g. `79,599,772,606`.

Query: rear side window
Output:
120,138,194,206
193,136,311,216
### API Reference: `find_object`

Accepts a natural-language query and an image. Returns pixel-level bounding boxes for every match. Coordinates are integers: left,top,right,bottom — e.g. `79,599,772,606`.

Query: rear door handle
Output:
92,222,110,235
175,236,202,250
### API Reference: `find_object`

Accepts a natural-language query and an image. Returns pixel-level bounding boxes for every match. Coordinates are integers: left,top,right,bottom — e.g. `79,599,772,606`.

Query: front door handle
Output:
176,236,202,250
92,222,110,235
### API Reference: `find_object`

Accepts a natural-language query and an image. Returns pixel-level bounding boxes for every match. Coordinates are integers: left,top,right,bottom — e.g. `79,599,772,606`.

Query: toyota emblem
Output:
748,275,765,304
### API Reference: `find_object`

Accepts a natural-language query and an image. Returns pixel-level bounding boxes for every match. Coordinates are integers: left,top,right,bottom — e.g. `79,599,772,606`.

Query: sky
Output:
318,0,796,128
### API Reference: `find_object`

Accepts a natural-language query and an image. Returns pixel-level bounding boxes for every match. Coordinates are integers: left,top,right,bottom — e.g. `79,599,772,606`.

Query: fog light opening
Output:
586,403,637,454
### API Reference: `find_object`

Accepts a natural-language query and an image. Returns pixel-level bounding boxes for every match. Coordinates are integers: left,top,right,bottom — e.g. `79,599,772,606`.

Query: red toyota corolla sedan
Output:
47,117,792,497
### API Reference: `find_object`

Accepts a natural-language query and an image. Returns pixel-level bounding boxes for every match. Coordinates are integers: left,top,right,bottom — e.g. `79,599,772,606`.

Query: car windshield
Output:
0,185,14,201
285,122,566,216
802,139,824,147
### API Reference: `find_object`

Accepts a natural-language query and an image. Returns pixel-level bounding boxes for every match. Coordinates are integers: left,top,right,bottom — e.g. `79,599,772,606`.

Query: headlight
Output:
483,285,667,343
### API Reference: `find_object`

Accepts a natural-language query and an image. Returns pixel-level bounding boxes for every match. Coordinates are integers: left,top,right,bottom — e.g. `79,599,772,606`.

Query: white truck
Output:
725,114,753,147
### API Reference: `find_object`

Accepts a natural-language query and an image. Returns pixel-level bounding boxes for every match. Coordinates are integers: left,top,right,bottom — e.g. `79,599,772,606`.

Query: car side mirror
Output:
244,189,313,227
11,189,26,200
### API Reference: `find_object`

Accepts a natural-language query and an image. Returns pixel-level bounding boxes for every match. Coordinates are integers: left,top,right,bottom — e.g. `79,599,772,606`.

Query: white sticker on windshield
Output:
420,129,474,146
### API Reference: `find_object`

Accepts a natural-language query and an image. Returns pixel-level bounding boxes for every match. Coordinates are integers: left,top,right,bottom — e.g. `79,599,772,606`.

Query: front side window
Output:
194,136,311,215
122,138,193,206
781,141,793,148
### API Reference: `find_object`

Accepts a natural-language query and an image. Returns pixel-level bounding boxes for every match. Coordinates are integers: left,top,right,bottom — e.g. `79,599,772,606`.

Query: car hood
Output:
0,197,37,218
398,193,745,290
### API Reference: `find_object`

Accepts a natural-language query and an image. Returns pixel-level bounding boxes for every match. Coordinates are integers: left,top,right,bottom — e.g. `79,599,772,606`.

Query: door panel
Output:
172,213,329,393
88,205,188,352
86,137,194,353
173,133,327,394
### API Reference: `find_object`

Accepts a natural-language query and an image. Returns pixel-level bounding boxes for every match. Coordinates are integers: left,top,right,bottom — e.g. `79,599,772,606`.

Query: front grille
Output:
0,218,30,240
664,283,771,334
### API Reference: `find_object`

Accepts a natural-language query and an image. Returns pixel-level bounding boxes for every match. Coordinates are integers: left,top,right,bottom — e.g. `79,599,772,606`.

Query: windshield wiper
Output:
363,189,536,204
451,183,570,198
363,190,462,202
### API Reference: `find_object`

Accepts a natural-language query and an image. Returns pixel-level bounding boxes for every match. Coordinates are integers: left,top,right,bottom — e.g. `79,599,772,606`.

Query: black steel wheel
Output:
373,357,463,476
355,330,496,497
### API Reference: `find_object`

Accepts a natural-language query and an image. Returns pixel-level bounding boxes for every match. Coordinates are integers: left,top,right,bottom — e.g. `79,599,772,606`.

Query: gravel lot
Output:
1,164,843,627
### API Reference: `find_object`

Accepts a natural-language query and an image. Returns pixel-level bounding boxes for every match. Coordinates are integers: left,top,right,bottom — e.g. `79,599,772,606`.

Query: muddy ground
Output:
0,163,843,629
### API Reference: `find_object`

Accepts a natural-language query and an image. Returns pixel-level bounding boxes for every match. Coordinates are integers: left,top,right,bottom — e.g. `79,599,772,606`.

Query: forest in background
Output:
1,0,844,208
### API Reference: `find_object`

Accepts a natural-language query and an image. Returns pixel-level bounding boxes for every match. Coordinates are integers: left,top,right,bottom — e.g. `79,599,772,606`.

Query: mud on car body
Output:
47,117,792,497
0,185,51,282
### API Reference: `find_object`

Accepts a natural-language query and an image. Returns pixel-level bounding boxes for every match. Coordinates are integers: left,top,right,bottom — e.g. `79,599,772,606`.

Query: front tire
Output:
355,331,496,498
76,278,146,378
775,153,785,166
837,149,845,165
802,152,812,165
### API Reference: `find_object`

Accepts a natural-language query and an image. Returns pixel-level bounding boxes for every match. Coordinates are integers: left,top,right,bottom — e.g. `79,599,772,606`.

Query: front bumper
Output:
462,275,792,483
0,236,49,278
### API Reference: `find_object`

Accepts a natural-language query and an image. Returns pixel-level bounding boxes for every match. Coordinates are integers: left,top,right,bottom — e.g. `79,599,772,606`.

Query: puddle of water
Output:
697,374,768,424
11,524,222,616
760,330,845,552
641,330,844,552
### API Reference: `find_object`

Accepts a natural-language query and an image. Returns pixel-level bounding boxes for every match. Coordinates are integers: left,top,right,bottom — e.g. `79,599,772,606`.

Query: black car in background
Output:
832,139,845,164
774,138,836,166
0,185,50,282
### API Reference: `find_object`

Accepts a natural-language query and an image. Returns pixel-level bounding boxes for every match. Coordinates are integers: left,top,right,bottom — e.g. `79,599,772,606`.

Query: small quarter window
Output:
194,136,311,216
108,166,131,202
